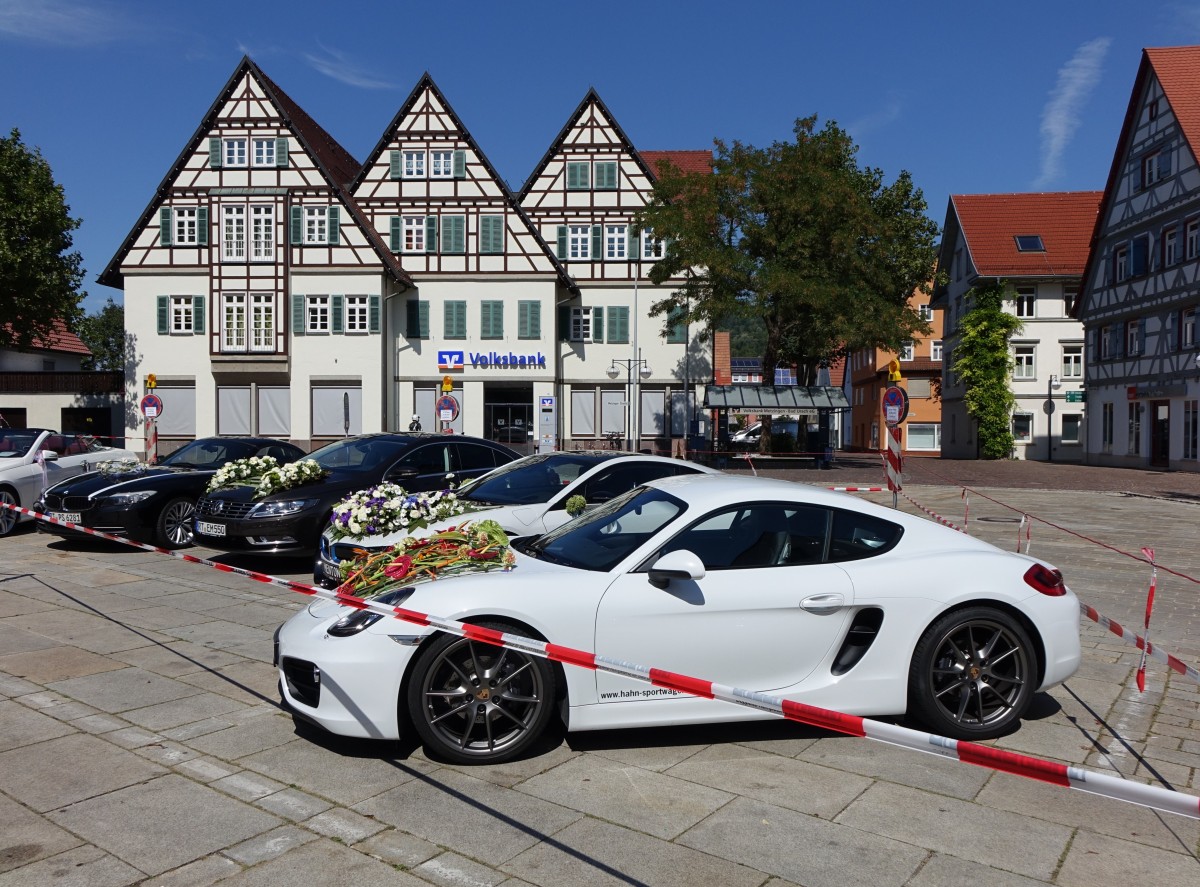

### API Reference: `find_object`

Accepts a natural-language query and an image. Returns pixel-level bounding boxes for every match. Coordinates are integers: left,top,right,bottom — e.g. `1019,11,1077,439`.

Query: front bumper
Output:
193,511,324,555
36,500,154,541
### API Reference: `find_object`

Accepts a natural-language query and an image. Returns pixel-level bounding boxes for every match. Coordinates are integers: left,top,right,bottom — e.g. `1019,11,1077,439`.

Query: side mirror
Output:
648,549,705,589
40,450,59,462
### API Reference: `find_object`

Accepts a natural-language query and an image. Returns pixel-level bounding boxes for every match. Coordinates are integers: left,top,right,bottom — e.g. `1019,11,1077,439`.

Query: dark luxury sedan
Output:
37,437,306,549
191,433,520,556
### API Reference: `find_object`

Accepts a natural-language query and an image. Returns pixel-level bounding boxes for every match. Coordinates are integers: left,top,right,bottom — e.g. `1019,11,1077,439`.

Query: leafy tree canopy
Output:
951,282,1023,459
0,128,85,350
77,298,126,372
638,116,939,386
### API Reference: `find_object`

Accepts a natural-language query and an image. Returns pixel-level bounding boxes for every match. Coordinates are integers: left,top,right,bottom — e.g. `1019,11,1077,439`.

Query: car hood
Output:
325,504,506,549
203,467,362,503
44,466,207,498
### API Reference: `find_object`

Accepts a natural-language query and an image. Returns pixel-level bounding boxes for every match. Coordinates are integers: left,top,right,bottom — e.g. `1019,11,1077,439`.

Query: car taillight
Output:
1024,563,1066,596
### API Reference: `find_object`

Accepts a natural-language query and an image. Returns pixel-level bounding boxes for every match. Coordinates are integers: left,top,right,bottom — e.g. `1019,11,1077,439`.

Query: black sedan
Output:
191,433,520,556
36,437,306,549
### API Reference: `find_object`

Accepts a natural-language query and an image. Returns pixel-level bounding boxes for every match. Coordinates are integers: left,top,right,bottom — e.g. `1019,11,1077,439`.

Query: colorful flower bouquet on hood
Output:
327,484,474,541
336,519,515,599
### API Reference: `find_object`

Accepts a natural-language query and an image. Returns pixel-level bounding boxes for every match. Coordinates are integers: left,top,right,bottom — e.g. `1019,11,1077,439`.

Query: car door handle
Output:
800,593,845,614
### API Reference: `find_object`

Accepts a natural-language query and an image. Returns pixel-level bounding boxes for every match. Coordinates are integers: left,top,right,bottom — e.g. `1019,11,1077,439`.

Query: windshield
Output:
0,430,38,458
521,487,686,572
306,437,411,473
457,453,604,505
163,439,262,469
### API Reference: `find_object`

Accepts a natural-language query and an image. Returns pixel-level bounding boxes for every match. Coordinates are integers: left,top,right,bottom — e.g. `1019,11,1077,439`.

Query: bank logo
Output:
437,350,464,371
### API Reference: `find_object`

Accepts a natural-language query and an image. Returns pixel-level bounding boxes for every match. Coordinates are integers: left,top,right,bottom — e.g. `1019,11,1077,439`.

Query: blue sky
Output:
3,1,1199,314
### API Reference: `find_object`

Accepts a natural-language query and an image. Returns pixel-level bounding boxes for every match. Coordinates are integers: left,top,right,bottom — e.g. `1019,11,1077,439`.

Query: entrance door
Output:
1150,400,1170,467
483,385,533,454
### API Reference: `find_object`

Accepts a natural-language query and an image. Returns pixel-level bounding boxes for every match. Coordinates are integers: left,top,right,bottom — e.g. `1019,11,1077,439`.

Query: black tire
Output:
0,488,19,537
155,497,196,549
406,622,557,764
908,606,1036,739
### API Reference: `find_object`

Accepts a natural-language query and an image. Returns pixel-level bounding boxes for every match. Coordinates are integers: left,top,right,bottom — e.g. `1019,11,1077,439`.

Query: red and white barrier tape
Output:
1137,548,1157,692
5,501,1199,819
900,492,967,534
826,486,885,493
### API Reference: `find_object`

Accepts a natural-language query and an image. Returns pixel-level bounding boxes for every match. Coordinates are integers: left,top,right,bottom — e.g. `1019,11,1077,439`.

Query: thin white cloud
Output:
0,0,130,45
304,46,396,90
1034,37,1112,188
846,96,904,141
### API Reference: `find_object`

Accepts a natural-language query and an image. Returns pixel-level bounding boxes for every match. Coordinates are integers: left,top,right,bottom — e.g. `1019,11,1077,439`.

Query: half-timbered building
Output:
1078,46,1200,471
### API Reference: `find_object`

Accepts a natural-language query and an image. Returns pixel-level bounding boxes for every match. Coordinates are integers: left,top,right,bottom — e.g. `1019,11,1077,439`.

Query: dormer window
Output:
1014,235,1044,252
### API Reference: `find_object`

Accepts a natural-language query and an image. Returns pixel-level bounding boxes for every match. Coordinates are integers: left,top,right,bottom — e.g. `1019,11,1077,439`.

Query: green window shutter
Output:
608,307,629,343
480,215,503,254
567,161,589,189
518,301,530,339
197,207,208,246
517,300,540,339
192,296,205,335
445,300,466,339
481,301,503,339
425,216,438,253
389,150,401,180
558,305,570,341
208,137,222,169
275,137,289,168
667,306,686,343
592,306,604,343
592,225,602,260
556,225,567,259
390,217,401,252
290,206,303,245
156,296,169,334
595,161,617,190
408,300,429,338
442,216,465,254
159,207,173,246
331,294,344,334
368,294,381,334
327,206,340,244
453,149,466,179
292,294,306,335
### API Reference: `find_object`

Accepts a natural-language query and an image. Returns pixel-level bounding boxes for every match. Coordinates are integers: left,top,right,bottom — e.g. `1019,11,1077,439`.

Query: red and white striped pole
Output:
885,426,902,508
1137,547,1157,692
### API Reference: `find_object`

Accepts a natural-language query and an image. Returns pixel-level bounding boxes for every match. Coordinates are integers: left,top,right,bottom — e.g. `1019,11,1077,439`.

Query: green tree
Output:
0,128,85,349
77,298,126,371
951,283,1023,459
639,116,938,386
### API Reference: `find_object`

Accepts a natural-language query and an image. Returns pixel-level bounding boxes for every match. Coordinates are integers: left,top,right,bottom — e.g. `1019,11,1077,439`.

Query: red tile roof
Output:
951,191,1102,277
2,319,91,355
826,356,845,388
1146,47,1200,160
640,150,713,178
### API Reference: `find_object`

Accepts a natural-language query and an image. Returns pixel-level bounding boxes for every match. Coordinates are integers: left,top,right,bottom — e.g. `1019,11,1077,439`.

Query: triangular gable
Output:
99,56,410,289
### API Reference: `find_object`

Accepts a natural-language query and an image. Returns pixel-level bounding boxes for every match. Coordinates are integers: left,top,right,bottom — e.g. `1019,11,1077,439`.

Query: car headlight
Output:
326,587,416,637
105,491,155,505
249,498,319,519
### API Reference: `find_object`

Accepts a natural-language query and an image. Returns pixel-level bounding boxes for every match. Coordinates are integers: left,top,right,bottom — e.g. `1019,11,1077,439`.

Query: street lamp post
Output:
1046,373,1061,462
607,350,652,451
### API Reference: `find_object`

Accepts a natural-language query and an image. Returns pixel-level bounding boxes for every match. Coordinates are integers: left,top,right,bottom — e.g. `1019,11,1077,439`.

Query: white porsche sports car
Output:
276,474,1082,764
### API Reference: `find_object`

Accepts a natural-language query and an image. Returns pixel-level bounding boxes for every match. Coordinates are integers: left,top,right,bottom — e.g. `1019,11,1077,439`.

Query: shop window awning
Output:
704,385,850,413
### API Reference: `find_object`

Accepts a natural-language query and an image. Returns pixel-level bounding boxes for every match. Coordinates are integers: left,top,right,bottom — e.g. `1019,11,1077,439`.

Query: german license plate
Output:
197,520,226,537
50,512,81,523
322,561,341,582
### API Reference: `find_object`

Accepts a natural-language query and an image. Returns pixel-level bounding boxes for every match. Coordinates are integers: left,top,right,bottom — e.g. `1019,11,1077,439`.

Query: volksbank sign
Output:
438,350,548,370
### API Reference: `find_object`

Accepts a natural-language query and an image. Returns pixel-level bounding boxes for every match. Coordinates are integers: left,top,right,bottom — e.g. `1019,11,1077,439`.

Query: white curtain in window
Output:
257,387,290,437
640,389,665,436
312,386,362,437
601,390,626,435
154,386,196,437
217,387,252,435
907,423,940,450
571,390,595,436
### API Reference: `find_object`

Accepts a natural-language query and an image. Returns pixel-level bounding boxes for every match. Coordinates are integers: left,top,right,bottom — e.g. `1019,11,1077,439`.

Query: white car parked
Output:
279,474,1082,764
313,452,718,587
0,428,138,536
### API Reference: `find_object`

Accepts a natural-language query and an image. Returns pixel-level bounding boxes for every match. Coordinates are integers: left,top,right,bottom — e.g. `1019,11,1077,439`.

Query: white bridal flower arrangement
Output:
328,484,475,541
96,457,150,477
206,456,329,498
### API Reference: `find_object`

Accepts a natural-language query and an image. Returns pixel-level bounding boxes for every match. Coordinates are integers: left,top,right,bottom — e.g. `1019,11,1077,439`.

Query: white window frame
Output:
570,307,592,342
918,304,932,321
430,150,453,179
1015,287,1036,319
1183,308,1197,349
223,138,247,168
1063,286,1078,316
930,340,943,361
250,294,274,352
252,138,275,167
222,294,247,352
1061,344,1083,379
906,423,941,451
1115,245,1129,282
304,207,328,244
222,205,246,261
1142,151,1163,187
170,296,193,334
250,205,274,261
346,295,368,333
1013,345,1035,380
307,295,330,334
1188,219,1200,260
402,216,425,253
403,151,426,178
899,341,914,361
1126,320,1141,356
605,224,627,260
1100,325,1113,359
642,229,664,260
1163,227,1178,266
173,208,199,245
569,225,591,261
1012,412,1034,443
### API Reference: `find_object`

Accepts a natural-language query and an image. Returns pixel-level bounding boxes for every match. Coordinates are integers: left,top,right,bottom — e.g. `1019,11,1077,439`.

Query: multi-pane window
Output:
170,296,193,334
1062,344,1083,378
251,294,274,351
1102,402,1114,451
430,151,453,178
222,206,246,260
1188,219,1200,260
1183,308,1197,348
642,229,664,260
345,296,368,333
1163,227,1178,266
899,341,914,361
174,208,200,245
223,138,247,167
1100,325,1114,359
223,295,246,351
1063,286,1078,316
307,295,330,333
918,304,932,321
304,207,328,244
1185,400,1199,460
1115,245,1130,282
403,216,425,252
931,340,943,361
1129,402,1143,454
605,225,627,260
250,206,274,261
1015,287,1035,318
1126,319,1142,356
253,138,275,167
1013,345,1035,379
1142,150,1171,187
223,294,274,352
570,307,592,342
569,225,591,260
403,151,425,178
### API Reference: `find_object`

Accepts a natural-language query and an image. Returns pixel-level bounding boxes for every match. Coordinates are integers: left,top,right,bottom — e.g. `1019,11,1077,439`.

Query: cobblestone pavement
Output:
1,461,1199,886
